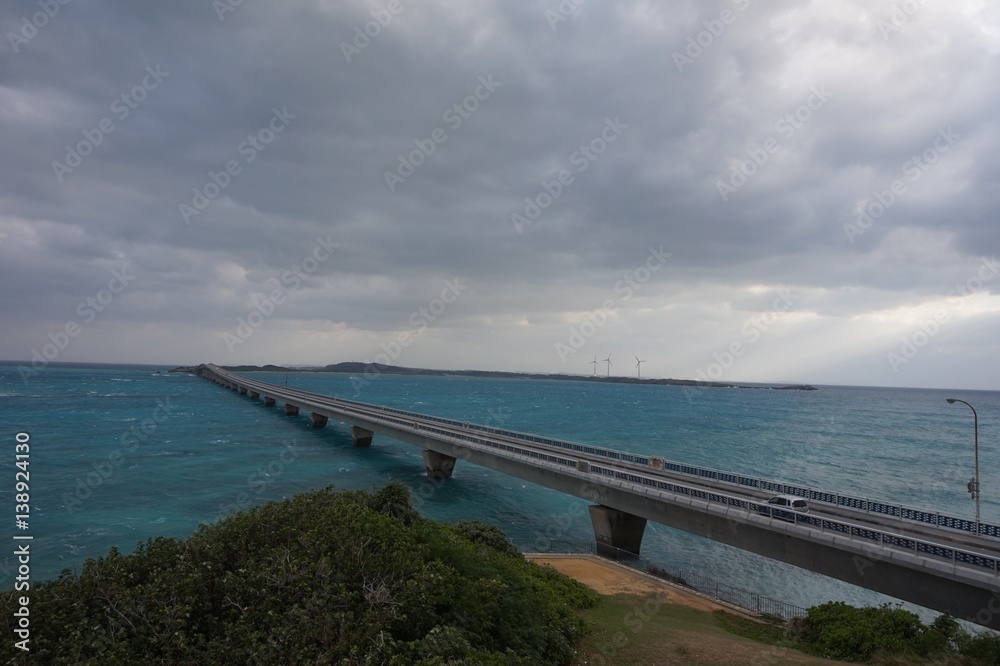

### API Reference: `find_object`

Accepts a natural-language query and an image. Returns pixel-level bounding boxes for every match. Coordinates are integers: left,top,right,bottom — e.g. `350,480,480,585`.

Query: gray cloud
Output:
1,0,998,388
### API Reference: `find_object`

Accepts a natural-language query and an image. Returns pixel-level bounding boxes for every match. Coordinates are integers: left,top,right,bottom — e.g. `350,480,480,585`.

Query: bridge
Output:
195,364,1000,628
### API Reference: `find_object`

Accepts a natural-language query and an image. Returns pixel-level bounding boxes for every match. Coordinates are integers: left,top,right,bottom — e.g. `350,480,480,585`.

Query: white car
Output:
763,494,809,515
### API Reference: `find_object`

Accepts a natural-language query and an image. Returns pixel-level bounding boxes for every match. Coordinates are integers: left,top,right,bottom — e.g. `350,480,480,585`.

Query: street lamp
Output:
946,398,980,523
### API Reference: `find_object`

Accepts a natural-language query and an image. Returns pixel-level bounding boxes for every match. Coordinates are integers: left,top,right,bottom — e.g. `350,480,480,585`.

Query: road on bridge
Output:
198,364,1000,628
202,364,1000,573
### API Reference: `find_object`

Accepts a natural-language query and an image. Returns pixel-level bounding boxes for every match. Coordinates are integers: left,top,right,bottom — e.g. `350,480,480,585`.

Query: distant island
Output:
173,362,817,391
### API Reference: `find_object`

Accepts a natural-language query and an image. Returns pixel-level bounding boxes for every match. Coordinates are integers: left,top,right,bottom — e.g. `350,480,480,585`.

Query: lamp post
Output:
946,398,980,523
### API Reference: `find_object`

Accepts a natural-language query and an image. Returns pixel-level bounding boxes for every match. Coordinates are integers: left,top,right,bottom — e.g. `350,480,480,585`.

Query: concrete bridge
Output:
196,364,1000,628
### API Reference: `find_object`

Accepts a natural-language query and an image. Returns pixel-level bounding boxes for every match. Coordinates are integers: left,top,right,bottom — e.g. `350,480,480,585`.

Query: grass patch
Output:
714,609,789,645
575,593,852,665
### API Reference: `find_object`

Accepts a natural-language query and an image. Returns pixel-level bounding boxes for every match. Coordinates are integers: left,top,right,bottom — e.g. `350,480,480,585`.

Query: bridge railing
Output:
655,460,1000,539
330,395,658,465
223,379,1000,578
313,399,586,473
336,391,1000,540
331,393,1000,540
206,366,1000,547
587,462,1000,576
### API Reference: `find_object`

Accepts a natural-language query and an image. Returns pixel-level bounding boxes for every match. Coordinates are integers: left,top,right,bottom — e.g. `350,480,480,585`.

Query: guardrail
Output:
305,379,997,540
587,463,1000,575
655,460,999,539
204,366,1000,575
331,395,656,465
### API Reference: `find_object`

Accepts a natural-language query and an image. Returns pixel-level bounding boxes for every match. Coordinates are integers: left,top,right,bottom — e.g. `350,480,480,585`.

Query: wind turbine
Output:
589,355,599,376
603,354,612,378
635,356,646,379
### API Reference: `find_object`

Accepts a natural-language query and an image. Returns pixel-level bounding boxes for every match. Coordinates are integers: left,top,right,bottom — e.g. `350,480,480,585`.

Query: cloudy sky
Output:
2,0,998,389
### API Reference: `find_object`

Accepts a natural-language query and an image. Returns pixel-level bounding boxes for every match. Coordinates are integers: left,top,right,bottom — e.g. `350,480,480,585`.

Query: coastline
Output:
172,362,818,391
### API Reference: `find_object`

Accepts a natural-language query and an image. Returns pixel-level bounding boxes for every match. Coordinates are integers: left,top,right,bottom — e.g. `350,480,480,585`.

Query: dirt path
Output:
527,554,737,614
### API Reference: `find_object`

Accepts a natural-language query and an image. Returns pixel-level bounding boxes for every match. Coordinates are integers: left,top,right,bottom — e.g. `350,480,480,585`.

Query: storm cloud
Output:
2,0,998,388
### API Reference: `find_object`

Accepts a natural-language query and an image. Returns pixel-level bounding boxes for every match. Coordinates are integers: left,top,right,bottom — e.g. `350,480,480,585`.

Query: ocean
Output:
1,361,997,615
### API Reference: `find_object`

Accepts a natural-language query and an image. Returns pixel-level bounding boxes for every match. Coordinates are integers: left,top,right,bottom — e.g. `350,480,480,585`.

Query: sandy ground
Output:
526,554,734,614
529,555,842,665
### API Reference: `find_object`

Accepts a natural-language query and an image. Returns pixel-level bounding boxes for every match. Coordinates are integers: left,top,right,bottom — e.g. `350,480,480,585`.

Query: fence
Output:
211,366,996,539
208,367,999,575
514,538,807,621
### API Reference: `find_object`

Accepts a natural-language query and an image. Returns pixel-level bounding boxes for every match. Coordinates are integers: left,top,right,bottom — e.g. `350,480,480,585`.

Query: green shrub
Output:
796,602,926,661
792,602,1000,664
368,479,419,525
0,484,598,665
961,633,1000,664
451,520,522,559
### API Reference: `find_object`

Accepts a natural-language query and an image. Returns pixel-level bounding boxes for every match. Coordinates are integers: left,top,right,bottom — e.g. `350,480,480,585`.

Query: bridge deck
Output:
196,364,1000,628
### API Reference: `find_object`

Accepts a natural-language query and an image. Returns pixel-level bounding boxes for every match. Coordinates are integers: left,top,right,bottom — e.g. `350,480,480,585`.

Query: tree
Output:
0,483,597,665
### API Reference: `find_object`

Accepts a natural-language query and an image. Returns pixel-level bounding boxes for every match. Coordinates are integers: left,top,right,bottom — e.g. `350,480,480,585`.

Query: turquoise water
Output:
1,362,998,613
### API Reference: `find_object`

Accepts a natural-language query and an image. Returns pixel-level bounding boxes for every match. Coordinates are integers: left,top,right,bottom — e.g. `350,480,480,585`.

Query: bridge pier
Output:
264,397,276,407
310,413,329,428
351,426,374,447
588,505,647,558
422,450,456,479
250,391,260,401
195,364,1000,630
238,387,247,395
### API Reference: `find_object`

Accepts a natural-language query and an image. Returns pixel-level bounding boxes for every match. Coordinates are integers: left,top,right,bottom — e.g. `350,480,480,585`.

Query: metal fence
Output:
208,367,999,575
586,462,1000,575
343,386,997,540
210,366,996,540
514,538,807,621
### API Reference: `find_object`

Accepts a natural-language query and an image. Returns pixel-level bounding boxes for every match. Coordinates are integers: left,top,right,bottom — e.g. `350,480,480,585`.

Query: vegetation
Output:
10,480,1000,665
646,561,689,587
575,596,847,666
0,482,597,665
785,601,1000,664
713,610,788,646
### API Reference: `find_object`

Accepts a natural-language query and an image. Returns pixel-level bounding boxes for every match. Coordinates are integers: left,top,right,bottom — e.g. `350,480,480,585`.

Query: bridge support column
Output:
239,387,247,395
310,413,329,428
250,391,259,401
422,450,456,479
284,404,299,416
229,383,237,391
350,426,374,447
588,505,647,558
264,397,276,407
